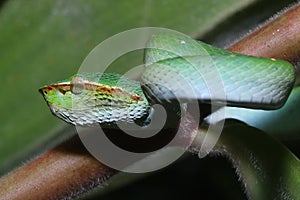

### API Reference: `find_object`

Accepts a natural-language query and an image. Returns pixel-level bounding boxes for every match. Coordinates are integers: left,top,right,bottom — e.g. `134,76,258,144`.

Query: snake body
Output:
40,34,295,126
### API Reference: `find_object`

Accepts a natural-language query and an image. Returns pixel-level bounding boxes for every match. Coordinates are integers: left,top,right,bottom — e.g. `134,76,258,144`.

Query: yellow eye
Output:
70,76,85,94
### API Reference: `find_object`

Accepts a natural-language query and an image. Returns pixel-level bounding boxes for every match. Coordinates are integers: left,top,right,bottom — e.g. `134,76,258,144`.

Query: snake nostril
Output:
39,88,47,95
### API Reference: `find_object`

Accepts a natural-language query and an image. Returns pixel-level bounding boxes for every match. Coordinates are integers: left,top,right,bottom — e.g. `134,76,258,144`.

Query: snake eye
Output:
70,76,85,94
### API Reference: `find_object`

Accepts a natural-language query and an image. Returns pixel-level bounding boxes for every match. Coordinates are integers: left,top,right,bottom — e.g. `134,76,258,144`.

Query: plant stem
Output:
0,2,300,199
191,121,300,200
0,136,116,200
228,3,300,65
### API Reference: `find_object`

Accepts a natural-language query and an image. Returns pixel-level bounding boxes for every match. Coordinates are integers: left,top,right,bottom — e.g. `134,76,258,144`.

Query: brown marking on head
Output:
42,81,143,101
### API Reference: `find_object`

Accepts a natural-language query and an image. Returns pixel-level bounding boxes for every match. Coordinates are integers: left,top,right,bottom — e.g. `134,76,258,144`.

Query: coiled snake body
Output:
40,34,295,126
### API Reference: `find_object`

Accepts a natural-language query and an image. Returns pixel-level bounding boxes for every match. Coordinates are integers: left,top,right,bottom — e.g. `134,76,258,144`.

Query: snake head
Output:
39,73,150,126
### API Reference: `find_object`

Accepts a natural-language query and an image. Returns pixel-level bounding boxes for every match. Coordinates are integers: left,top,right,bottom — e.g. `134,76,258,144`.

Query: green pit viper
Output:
39,34,295,126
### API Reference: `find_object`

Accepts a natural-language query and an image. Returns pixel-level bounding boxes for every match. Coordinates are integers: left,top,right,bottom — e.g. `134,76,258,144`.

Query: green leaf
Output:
0,0,257,173
209,87,300,139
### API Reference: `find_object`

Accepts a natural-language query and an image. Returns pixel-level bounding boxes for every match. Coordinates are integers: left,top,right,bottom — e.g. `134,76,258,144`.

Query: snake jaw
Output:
39,73,150,125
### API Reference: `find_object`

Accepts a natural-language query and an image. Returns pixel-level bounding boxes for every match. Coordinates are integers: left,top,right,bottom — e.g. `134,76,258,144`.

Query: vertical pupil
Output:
70,76,85,94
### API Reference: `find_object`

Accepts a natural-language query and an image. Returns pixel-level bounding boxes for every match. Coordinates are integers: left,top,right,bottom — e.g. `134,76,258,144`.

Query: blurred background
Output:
0,0,298,199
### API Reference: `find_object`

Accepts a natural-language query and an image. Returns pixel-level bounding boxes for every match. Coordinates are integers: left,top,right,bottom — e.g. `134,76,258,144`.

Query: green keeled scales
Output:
39,34,295,126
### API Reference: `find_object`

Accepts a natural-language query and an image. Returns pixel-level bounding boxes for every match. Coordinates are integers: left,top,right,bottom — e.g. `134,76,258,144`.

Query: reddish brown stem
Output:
1,3,300,200
228,4,300,64
0,136,116,200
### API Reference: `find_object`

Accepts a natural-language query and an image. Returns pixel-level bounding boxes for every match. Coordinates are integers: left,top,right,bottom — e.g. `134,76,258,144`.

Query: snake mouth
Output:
39,88,45,96
39,86,54,97
39,87,49,102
